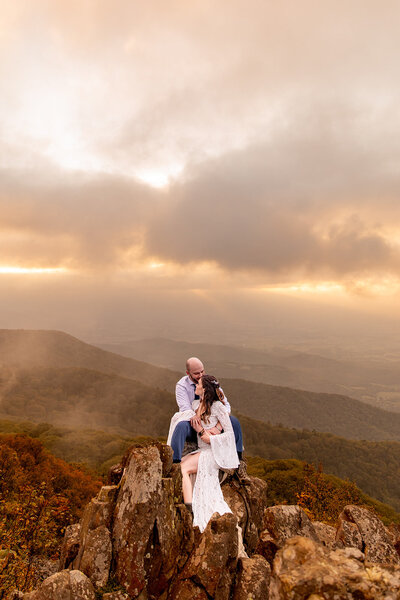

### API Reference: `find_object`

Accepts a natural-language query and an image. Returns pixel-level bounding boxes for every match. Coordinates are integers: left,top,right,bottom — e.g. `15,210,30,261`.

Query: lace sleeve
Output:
208,403,239,469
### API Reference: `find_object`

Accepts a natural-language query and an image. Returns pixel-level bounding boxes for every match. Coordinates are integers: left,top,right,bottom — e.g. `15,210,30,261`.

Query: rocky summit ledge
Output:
12,443,400,600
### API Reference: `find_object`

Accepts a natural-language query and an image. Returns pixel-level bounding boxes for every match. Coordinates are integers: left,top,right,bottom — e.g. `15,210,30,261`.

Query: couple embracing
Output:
167,357,245,533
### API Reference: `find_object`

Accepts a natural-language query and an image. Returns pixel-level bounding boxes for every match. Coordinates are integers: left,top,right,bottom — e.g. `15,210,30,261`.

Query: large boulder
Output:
336,519,363,551
59,524,81,570
312,521,337,549
22,570,95,600
222,474,268,553
79,525,112,587
172,512,238,600
338,505,400,564
270,536,400,599
232,555,271,600
256,504,319,564
112,445,188,599
72,485,117,587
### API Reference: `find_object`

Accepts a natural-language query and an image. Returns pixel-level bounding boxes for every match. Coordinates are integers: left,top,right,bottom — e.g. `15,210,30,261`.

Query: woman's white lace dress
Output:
190,400,239,532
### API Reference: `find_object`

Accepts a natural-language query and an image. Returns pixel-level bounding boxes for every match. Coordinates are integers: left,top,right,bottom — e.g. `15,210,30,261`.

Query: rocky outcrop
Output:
59,523,81,570
270,536,400,599
17,444,400,600
22,570,95,600
222,474,268,554
172,513,238,600
312,520,337,548
338,505,400,564
72,484,117,587
232,555,271,600
256,504,319,565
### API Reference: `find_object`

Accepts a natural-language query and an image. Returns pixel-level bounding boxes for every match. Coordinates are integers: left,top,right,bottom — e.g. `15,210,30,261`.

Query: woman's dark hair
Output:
200,374,224,422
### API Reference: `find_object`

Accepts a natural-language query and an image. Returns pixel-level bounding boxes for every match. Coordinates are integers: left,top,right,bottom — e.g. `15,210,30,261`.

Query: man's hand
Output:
207,421,223,435
190,415,203,431
207,426,222,435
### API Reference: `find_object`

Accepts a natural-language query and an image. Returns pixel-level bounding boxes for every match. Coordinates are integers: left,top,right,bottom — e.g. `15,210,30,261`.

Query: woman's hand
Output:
201,431,211,444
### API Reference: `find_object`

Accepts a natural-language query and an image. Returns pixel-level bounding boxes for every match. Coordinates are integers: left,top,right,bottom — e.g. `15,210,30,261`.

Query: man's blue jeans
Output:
171,415,243,462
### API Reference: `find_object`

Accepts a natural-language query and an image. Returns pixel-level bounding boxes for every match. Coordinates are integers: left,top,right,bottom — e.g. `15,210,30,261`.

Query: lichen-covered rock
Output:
339,505,400,564
79,525,112,587
257,504,319,565
264,505,319,545
388,523,400,557
112,446,163,598
270,536,400,599
336,518,363,550
108,463,124,486
232,555,271,600
170,579,209,600
172,513,238,600
255,529,280,565
112,445,188,599
102,592,130,600
312,521,337,548
22,570,95,600
68,484,117,592
59,523,81,570
222,475,268,554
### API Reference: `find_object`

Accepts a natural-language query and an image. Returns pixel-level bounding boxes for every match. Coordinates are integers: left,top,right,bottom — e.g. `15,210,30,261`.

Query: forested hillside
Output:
223,379,400,441
2,329,400,510
0,366,176,435
3,416,400,512
0,434,101,596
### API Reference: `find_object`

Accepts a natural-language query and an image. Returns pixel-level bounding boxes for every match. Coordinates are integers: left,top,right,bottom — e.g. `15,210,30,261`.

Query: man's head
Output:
186,357,205,383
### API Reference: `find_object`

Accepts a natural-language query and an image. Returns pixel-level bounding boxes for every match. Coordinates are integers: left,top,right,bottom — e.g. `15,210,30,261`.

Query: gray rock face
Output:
59,523,81,570
339,505,400,564
336,518,363,551
71,485,117,588
79,525,112,587
257,504,319,565
232,554,271,600
112,445,188,599
270,536,400,600
172,512,238,600
264,505,320,545
23,570,95,600
312,521,337,548
222,474,268,554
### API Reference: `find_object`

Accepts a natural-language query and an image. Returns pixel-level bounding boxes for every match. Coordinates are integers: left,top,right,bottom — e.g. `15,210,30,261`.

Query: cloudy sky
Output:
1,0,400,348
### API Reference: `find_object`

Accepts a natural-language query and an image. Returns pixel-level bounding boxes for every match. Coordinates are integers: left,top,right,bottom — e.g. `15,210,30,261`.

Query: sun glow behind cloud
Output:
260,278,400,298
0,266,67,274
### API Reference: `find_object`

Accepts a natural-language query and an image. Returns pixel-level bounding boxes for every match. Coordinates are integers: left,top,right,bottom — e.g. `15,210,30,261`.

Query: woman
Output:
180,374,239,532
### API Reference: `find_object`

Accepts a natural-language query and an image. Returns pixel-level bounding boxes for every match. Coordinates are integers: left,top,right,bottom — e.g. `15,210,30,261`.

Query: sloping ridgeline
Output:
2,329,400,441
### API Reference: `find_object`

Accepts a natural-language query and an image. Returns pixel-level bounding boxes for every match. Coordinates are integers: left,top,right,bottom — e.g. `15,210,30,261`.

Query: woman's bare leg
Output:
181,452,200,503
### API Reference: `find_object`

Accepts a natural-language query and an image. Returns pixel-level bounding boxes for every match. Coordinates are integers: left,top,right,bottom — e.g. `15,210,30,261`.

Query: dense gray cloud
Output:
1,0,400,284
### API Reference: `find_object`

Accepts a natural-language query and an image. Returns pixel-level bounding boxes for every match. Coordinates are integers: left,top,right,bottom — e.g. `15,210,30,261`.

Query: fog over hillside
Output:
1,328,400,440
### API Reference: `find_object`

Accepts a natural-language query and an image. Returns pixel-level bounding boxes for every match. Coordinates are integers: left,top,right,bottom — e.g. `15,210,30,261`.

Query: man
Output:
171,356,244,464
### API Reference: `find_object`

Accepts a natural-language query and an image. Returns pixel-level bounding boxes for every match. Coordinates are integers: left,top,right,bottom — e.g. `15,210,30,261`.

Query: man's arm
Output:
175,381,193,412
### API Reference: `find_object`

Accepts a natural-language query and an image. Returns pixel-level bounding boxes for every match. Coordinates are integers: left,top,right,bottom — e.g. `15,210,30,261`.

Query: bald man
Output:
171,356,244,464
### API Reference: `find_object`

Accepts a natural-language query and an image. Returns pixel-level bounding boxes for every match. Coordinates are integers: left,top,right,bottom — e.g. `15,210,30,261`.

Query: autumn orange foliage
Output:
0,434,101,598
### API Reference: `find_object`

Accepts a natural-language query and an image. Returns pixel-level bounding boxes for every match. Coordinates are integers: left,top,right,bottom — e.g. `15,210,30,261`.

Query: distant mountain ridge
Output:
99,337,400,409
1,329,400,443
